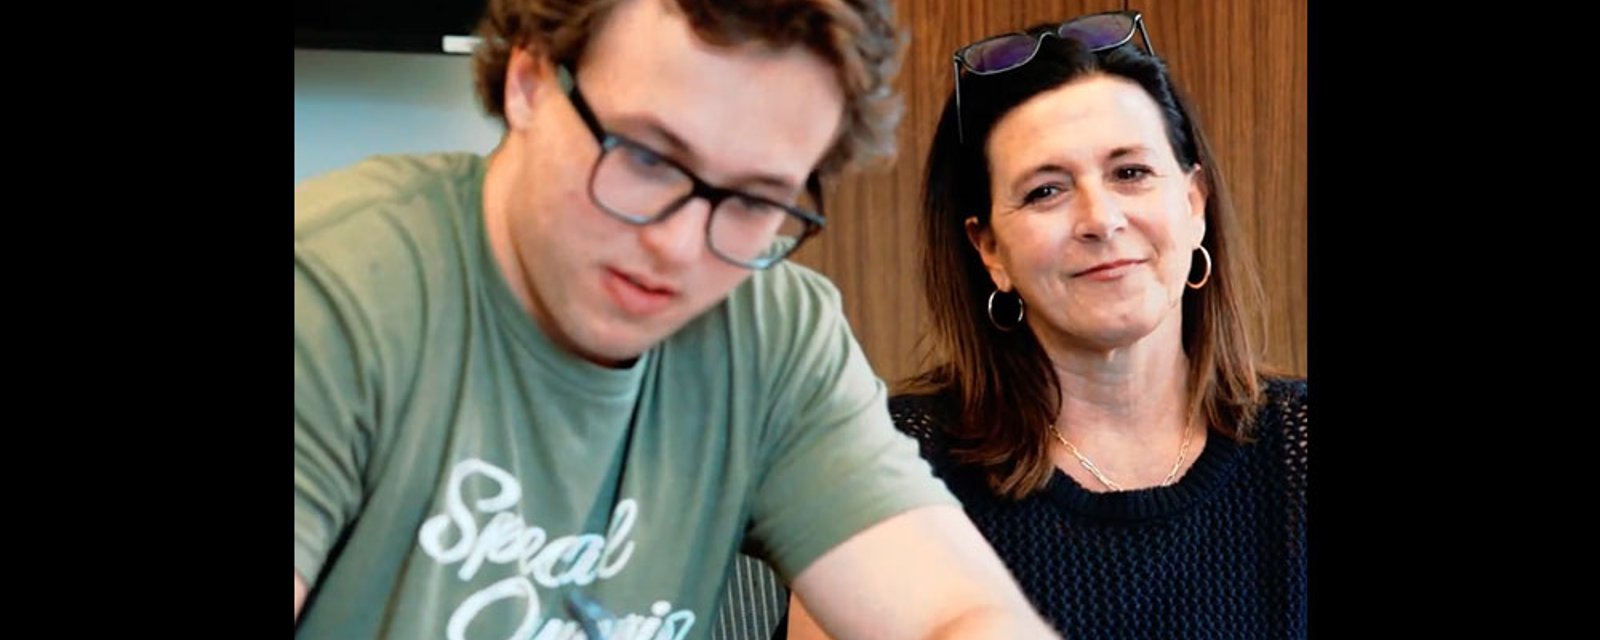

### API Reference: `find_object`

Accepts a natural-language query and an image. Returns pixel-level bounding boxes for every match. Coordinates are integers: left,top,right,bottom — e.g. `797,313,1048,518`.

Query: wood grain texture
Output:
789,0,1306,383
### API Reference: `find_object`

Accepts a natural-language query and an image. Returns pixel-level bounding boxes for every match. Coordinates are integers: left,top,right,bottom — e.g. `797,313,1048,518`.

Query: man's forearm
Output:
926,603,1059,640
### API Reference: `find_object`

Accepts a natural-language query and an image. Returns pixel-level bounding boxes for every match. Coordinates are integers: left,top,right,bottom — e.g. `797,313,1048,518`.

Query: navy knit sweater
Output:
890,378,1308,639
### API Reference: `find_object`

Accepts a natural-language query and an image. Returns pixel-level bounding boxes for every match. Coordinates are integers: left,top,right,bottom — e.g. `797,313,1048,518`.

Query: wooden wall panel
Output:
790,0,1307,384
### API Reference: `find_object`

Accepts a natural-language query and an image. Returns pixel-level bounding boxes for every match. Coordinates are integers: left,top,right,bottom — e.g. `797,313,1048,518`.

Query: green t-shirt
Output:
294,153,958,640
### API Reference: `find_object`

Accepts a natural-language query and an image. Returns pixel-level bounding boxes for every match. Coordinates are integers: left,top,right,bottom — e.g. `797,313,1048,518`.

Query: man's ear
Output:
504,46,553,131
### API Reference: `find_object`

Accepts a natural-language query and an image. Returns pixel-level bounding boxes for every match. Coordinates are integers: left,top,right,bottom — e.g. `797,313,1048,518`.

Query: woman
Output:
788,10,1307,639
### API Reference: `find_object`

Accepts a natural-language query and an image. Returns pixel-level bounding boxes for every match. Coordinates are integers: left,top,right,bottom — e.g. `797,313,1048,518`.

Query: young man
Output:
293,0,1057,638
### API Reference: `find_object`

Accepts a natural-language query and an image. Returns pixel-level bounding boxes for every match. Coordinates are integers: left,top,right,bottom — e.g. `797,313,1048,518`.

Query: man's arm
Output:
294,238,391,628
295,571,308,622
786,591,826,640
785,504,1056,640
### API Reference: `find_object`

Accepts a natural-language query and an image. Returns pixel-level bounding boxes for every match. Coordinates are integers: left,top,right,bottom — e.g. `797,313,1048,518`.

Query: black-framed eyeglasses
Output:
556,63,826,270
952,10,1156,143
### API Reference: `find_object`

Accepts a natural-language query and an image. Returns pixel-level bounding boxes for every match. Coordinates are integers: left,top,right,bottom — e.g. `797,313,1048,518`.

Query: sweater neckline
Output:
1039,424,1245,522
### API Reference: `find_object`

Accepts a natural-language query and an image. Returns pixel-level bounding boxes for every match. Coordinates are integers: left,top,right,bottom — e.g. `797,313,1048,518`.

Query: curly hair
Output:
471,0,906,175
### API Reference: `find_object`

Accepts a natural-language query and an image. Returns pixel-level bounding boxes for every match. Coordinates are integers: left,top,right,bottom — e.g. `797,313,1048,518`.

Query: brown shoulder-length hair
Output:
469,0,906,176
902,26,1271,500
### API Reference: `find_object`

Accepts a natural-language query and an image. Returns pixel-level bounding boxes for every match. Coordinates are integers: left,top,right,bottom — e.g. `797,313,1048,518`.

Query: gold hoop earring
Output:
1187,246,1212,290
987,289,1025,331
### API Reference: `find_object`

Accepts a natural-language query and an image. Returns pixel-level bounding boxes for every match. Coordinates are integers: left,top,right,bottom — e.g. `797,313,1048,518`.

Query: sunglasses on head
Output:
952,10,1156,143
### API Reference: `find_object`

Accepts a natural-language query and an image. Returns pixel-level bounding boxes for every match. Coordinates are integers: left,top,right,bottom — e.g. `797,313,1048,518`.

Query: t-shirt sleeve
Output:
743,270,960,581
293,246,381,586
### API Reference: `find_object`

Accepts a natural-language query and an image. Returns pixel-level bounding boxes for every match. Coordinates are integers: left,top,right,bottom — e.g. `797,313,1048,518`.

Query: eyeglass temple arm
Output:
1135,16,1156,58
952,57,966,144
806,173,827,222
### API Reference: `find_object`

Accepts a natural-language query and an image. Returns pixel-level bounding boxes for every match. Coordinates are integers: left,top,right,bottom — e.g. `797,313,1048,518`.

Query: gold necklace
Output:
1050,421,1196,492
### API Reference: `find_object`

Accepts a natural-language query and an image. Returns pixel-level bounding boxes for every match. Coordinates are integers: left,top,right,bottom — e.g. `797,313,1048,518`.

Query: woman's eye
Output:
1113,165,1155,182
1023,185,1062,204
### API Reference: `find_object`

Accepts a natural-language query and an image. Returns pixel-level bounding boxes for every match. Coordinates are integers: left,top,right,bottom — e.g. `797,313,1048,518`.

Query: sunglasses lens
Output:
1058,13,1135,50
962,34,1041,73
